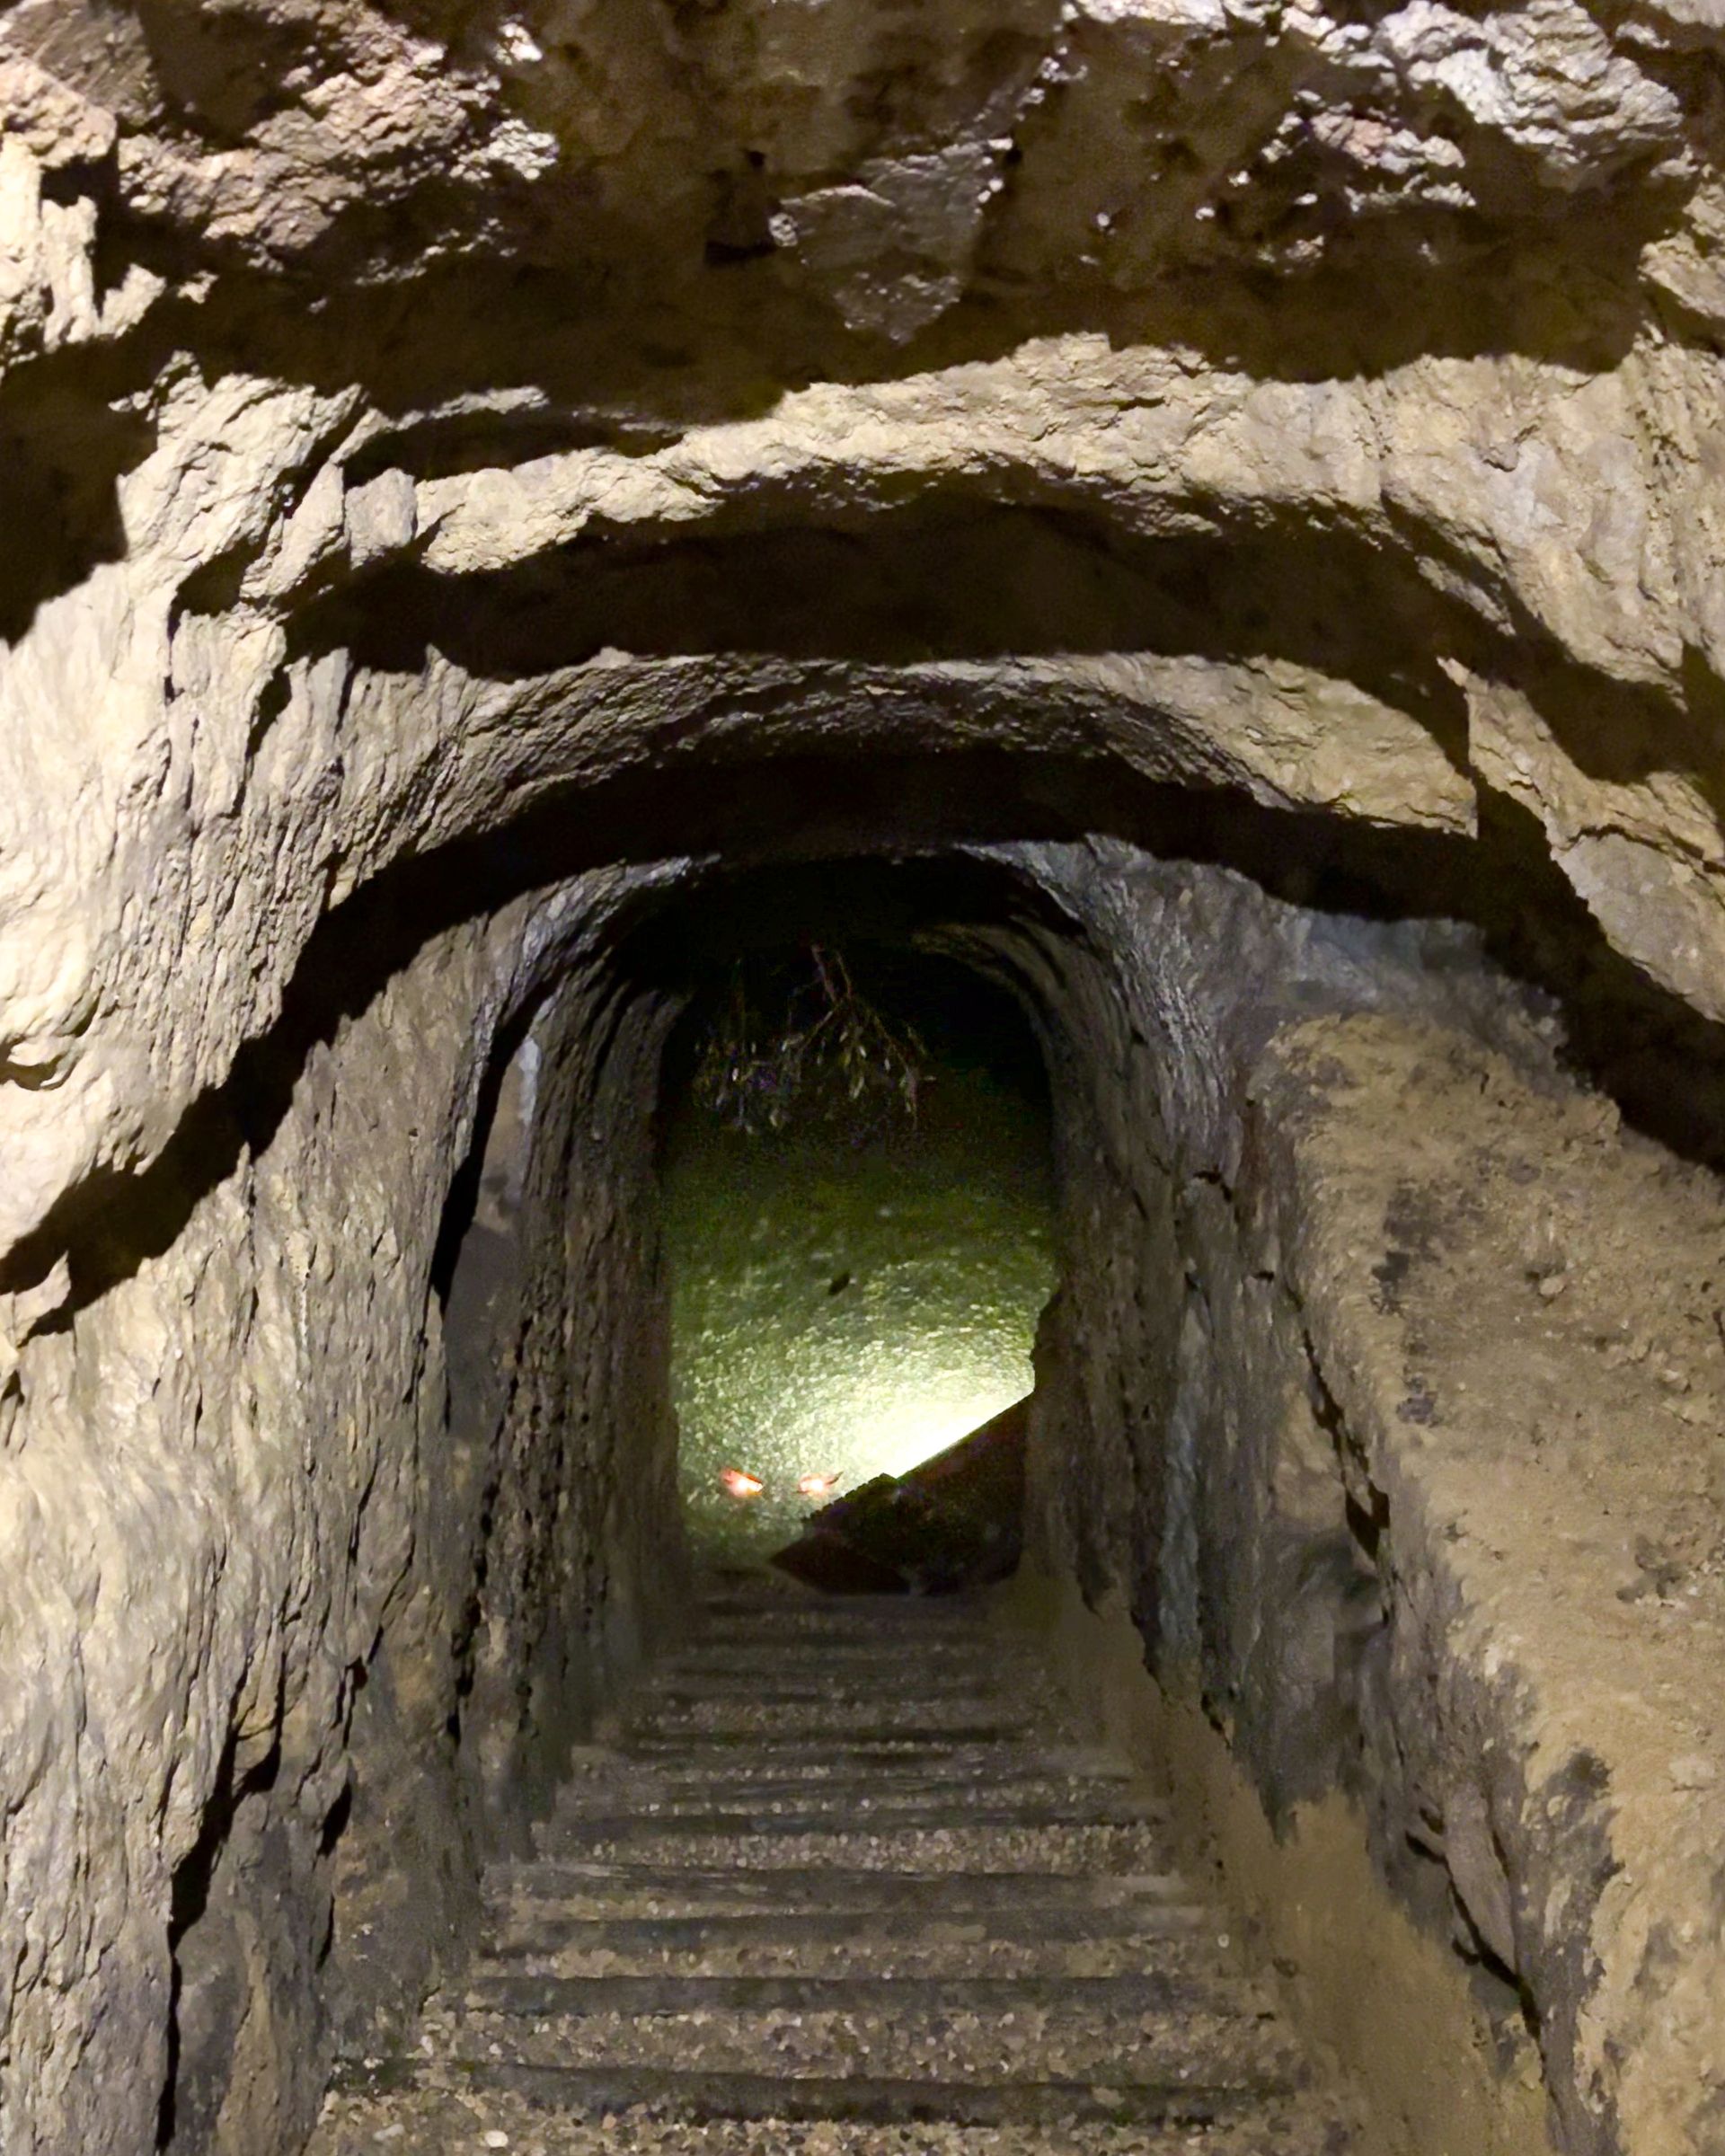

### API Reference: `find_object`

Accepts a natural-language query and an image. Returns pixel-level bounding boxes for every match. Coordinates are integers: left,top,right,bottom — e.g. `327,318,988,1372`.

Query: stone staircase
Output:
312,1580,1354,2153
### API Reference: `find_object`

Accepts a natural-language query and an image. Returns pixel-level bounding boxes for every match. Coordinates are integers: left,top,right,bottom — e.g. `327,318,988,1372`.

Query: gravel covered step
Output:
687,1626,1005,1658
456,1969,1263,2021
620,1731,1066,1766
692,1613,998,1646
578,1742,1129,1793
544,1794,1169,1836
624,1701,1051,1739
489,1860,1199,1918
481,1906,1218,1977
638,1668,1046,1703
437,1998,1302,2087
696,1588,991,1618
549,1773,1155,1819
534,1817,1172,1873
368,2061,1305,2130
314,2082,1351,2153
665,1636,1018,1671
482,1898,1215,1946
694,1607,995,1631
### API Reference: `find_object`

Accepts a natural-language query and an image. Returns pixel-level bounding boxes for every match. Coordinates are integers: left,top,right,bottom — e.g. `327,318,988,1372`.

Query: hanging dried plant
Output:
692,945,930,1136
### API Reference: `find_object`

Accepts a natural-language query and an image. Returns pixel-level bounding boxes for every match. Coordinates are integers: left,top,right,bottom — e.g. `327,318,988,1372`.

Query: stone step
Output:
424,1992,1302,2095
619,1733,1081,1768
638,1668,1041,1704
314,2081,1352,2153
488,1861,1199,1920
453,1970,1266,2023
694,1605,989,1628
623,1706,1049,1742
694,1613,996,1648
550,1775,1155,1822
678,1605,1004,1636
484,1895,1216,1940
481,1904,1218,1975
632,1678,1038,1712
696,1587,986,1618
668,1634,1019,1669
579,1745,1133,1789
690,1631,1003,1664
362,2054,1303,2123
532,1816,1171,1874
546,1794,1170,1837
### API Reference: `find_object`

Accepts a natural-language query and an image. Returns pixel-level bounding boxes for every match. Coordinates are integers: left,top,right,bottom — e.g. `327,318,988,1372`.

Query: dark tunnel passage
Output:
13,10,1725,2154
9,673,1725,2156
249,820,1725,2156
0,676,1691,2156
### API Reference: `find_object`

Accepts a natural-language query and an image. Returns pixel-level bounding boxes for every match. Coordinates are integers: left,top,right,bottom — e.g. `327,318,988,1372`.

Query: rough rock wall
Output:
447,941,687,1849
0,864,684,2156
0,0,1714,317
1015,837,1725,2156
324,898,687,2079
0,901,497,2156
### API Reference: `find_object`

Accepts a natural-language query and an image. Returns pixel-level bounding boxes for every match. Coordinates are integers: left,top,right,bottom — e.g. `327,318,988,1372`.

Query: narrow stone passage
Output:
311,1580,1354,2153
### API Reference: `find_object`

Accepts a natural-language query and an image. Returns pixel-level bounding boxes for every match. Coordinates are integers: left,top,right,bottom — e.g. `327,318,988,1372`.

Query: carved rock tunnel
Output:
5,5,1725,2152
14,735,1725,2156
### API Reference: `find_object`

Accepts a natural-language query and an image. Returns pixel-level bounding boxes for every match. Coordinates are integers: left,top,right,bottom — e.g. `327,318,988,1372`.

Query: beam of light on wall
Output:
664,1067,1057,1562
862,1377,1029,1480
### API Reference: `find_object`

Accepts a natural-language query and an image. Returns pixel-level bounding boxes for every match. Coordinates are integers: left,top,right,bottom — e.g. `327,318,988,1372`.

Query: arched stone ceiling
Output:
0,0,1722,1292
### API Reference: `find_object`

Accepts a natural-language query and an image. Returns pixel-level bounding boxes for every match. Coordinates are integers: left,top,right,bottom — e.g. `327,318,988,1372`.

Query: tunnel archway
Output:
4,9,1725,2153
199,813,1714,2156
7,737,1724,2156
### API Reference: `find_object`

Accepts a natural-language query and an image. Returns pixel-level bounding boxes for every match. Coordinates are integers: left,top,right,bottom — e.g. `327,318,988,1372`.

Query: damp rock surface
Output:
1027,851,1725,2155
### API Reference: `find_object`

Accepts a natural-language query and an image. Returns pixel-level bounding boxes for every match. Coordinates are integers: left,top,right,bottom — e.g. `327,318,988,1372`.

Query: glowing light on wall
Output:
665,1070,1056,1561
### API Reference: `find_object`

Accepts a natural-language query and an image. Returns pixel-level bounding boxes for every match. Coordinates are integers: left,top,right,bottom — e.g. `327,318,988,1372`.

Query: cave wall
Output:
1013,838,1725,2156
322,895,686,2090
1,902,501,2156
445,939,686,1849
0,867,684,2156
4,0,1725,1286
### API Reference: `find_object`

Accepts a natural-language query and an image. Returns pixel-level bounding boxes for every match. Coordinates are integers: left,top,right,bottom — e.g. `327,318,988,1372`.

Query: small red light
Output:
720,1467,764,1498
797,1471,839,1498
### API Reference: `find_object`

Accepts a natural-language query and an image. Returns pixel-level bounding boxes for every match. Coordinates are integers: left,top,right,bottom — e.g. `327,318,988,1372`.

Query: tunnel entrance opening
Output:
655,924,1057,1577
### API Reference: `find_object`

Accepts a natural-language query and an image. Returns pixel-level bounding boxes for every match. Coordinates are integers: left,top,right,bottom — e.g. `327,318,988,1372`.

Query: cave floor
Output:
309,1578,1356,2153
